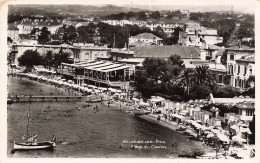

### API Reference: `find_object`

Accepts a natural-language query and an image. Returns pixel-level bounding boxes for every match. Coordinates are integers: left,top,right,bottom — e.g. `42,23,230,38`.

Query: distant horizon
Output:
8,1,255,14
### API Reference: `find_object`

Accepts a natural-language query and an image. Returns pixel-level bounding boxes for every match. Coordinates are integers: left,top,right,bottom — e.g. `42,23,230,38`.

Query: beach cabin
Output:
148,96,165,113
236,101,255,122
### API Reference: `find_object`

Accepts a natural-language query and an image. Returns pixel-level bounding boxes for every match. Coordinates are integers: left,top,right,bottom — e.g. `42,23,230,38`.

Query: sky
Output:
5,0,257,13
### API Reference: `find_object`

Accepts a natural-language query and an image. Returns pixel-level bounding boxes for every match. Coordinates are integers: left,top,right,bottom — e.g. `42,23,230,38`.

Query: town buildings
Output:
128,33,163,46
225,46,255,89
16,18,63,34
9,43,74,65
178,22,223,47
72,43,111,62
102,19,185,37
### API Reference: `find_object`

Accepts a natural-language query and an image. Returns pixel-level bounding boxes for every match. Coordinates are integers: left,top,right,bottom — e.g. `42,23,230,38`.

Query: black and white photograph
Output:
1,0,257,161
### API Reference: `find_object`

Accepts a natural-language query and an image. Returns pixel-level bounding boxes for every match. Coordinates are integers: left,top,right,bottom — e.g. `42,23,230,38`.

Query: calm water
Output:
7,76,204,158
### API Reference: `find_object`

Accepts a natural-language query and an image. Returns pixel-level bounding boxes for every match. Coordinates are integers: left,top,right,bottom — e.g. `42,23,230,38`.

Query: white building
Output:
226,46,255,89
179,22,223,47
128,33,163,46
9,43,74,66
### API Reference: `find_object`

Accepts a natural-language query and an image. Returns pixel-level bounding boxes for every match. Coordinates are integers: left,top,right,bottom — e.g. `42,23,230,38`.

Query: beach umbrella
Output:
211,129,221,134
206,133,215,138
217,133,230,143
196,120,202,124
232,136,246,143
200,125,209,131
95,89,101,93
204,131,212,135
116,90,122,93
82,84,88,87
132,98,139,101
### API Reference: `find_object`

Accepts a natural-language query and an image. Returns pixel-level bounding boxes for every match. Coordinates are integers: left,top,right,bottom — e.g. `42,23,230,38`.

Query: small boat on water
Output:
14,140,56,150
13,107,56,151
7,98,13,104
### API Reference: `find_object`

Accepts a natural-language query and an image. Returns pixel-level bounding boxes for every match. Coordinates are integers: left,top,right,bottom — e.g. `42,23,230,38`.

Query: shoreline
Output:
7,74,239,158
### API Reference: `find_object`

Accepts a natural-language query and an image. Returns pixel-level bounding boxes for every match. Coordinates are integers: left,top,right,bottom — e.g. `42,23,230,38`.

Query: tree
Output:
142,57,168,84
247,75,255,88
178,68,194,95
42,50,54,69
214,85,241,98
38,27,51,44
137,11,147,20
53,51,71,68
56,25,77,45
150,11,161,19
134,55,185,98
18,49,43,71
152,26,167,40
190,84,212,99
167,54,185,76
77,23,96,43
193,65,215,86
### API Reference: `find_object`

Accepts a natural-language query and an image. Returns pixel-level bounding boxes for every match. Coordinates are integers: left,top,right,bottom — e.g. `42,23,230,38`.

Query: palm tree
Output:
194,65,216,86
178,68,194,95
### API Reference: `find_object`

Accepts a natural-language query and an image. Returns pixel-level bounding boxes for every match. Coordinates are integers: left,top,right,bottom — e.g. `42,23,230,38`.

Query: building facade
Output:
226,47,255,89
9,43,74,65
128,33,163,46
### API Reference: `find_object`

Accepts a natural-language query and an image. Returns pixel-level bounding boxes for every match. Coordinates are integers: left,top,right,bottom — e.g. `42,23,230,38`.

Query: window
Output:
250,69,252,75
246,110,254,116
219,75,223,83
244,66,247,75
238,65,240,74
230,55,234,60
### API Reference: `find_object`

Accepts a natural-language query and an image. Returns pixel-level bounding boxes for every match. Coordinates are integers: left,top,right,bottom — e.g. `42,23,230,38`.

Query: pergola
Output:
61,61,131,86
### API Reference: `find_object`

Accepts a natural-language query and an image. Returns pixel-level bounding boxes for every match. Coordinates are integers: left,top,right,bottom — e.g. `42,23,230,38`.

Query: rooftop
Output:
236,55,255,63
215,49,225,56
206,44,222,50
118,58,145,63
199,29,218,36
131,45,201,59
130,33,162,40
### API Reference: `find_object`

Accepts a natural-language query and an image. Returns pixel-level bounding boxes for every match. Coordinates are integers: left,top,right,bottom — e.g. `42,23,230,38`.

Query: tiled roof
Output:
199,29,218,36
207,44,222,50
131,33,162,40
132,45,201,59
129,40,147,46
